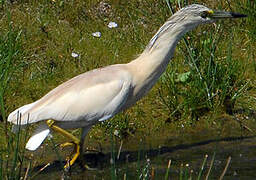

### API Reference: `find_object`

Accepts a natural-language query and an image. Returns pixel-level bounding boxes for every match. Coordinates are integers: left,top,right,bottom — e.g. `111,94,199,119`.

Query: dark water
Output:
31,135,256,179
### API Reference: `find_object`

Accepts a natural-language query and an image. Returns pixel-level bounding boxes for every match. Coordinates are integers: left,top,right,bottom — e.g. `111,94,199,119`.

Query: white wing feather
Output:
25,123,50,151
8,65,132,126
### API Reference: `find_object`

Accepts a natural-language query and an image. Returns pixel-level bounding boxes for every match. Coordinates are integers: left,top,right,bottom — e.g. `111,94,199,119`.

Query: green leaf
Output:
176,71,191,83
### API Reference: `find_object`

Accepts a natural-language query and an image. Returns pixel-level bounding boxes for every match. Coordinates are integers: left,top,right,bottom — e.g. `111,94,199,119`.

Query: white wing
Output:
8,65,132,125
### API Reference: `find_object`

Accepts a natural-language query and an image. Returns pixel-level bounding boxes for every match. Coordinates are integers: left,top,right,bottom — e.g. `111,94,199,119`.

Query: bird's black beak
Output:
210,10,247,19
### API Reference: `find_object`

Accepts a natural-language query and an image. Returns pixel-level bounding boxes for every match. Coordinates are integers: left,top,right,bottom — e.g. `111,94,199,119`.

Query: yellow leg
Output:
68,144,80,167
46,120,80,169
46,120,80,144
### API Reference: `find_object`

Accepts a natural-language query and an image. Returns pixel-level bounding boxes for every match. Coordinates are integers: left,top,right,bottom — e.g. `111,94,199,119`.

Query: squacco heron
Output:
8,4,246,169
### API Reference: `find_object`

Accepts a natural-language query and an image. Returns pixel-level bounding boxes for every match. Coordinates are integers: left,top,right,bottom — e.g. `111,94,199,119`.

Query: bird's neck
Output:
128,23,188,97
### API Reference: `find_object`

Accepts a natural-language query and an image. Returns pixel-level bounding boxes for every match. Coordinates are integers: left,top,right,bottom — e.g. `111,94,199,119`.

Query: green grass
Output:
235,0,256,42
0,9,30,179
159,24,248,122
2,0,255,132
0,9,22,131
0,0,255,179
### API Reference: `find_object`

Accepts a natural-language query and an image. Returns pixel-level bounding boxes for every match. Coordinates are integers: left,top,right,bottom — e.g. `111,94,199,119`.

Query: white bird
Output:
8,4,246,169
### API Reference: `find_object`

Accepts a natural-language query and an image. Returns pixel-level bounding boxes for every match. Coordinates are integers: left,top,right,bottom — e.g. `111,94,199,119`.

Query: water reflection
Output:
32,135,256,179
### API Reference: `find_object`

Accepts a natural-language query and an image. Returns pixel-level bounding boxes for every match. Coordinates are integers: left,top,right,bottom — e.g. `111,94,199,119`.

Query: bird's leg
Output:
46,120,80,169
79,127,88,157
78,127,94,170
68,143,80,167
59,142,77,163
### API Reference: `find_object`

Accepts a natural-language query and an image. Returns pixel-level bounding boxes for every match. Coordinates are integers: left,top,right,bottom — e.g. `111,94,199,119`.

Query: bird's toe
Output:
60,142,75,149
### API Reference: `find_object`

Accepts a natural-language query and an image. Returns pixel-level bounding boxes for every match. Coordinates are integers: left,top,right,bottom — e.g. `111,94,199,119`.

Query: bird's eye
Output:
200,11,208,19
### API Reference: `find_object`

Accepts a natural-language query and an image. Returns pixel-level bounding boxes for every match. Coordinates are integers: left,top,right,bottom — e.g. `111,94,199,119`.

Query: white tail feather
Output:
26,123,50,151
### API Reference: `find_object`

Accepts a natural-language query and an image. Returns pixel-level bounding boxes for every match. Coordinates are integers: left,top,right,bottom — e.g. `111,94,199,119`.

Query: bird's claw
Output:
64,156,71,169
84,164,97,171
64,160,71,172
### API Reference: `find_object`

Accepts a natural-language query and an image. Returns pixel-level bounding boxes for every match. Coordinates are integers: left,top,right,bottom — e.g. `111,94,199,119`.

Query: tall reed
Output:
0,9,28,179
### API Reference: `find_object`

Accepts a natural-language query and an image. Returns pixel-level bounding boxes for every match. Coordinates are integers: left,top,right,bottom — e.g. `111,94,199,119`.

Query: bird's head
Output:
172,4,247,28
145,4,246,52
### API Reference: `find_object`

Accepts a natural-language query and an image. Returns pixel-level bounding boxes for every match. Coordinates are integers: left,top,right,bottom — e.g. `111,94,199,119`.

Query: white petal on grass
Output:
114,129,119,137
71,52,79,58
92,32,101,38
108,21,118,28
47,133,53,140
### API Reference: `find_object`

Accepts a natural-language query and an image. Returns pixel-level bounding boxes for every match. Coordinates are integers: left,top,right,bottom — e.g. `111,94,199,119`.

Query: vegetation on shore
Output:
0,0,255,179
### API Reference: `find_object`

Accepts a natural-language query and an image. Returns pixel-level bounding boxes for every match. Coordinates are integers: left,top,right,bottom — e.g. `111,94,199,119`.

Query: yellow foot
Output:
64,143,80,170
60,142,75,149
45,119,81,170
